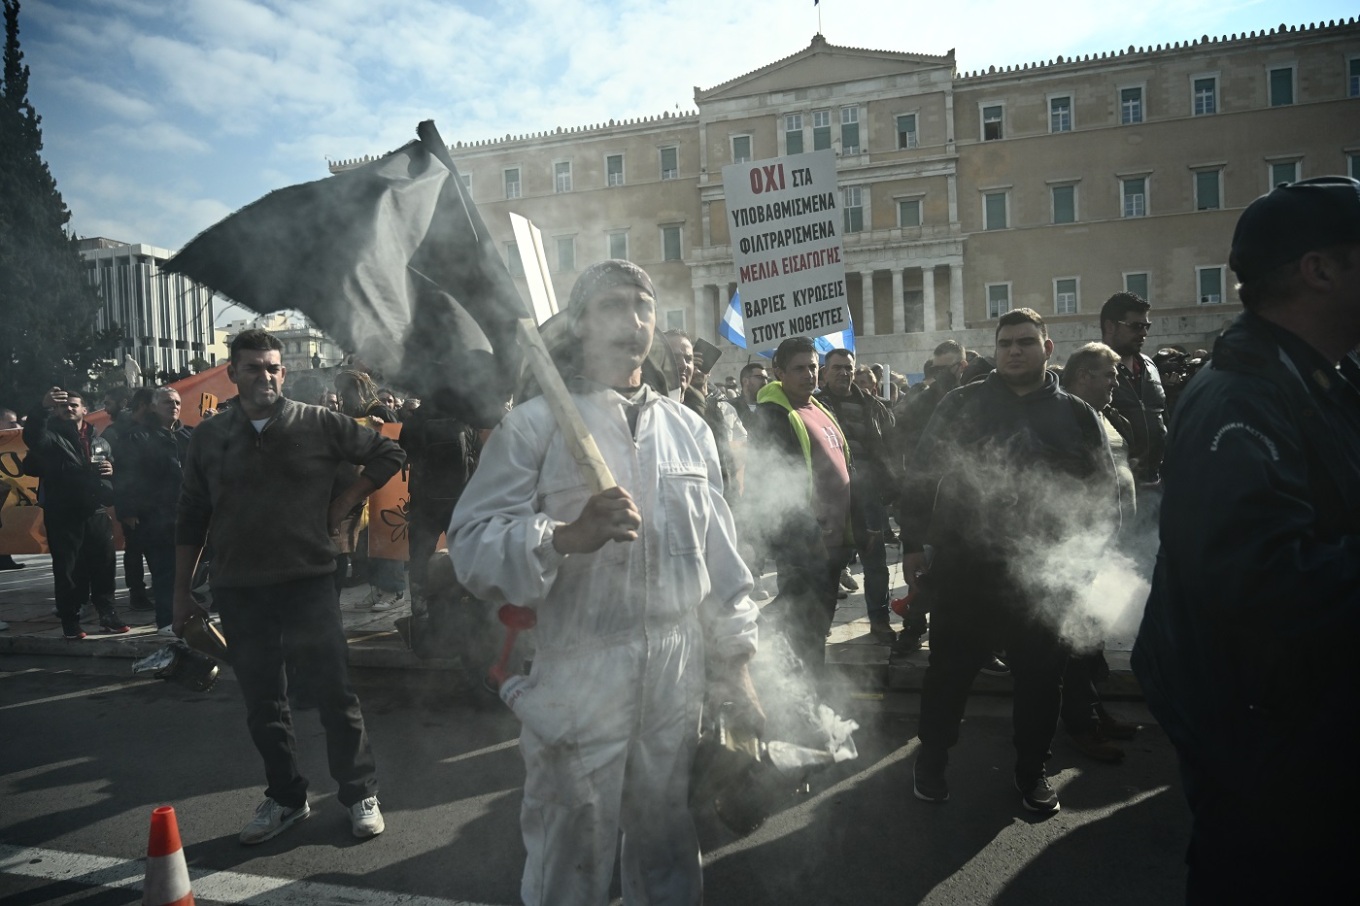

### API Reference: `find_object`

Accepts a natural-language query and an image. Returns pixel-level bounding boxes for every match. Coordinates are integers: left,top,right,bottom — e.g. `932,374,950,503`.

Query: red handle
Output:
487,604,538,688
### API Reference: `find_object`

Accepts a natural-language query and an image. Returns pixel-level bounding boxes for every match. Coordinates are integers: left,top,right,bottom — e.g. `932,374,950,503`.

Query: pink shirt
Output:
795,401,851,542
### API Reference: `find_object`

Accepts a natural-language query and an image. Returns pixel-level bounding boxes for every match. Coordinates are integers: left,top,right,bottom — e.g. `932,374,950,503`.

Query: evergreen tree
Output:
0,0,115,410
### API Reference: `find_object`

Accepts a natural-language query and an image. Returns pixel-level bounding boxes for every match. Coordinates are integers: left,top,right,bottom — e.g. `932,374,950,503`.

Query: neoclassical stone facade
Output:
332,18,1359,379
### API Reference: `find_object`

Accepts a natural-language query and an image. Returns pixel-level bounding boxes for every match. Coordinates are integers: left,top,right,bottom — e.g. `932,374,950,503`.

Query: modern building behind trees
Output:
78,237,217,377
330,18,1360,376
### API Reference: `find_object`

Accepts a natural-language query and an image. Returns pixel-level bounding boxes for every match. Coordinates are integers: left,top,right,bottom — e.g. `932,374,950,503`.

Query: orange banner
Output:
0,428,46,554
367,421,410,560
85,364,239,433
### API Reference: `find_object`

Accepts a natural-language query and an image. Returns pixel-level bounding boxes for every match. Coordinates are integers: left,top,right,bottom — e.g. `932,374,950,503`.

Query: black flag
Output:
165,121,527,426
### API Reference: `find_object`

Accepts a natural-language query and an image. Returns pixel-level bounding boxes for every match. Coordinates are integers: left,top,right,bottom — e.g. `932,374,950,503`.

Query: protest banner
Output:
367,420,418,560
722,149,850,354
0,428,45,554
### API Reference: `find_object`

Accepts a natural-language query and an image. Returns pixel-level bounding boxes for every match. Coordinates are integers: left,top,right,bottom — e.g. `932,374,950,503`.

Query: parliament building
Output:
333,18,1360,377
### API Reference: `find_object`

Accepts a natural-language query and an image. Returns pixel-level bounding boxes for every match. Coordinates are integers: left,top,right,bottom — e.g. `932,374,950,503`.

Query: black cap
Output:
1229,176,1360,283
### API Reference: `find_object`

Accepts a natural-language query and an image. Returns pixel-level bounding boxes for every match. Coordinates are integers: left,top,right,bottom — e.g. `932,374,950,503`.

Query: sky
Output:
16,0,1356,325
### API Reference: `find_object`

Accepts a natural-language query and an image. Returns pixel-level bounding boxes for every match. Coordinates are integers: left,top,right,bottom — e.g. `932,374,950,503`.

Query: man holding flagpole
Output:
451,260,762,906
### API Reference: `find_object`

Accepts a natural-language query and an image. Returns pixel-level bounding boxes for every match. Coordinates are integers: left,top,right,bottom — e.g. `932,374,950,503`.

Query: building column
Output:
921,265,937,333
891,268,905,335
693,285,709,339
860,270,875,336
948,264,964,330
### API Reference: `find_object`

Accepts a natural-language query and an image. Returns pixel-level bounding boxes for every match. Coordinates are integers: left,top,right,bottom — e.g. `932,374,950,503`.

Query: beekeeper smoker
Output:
450,259,762,906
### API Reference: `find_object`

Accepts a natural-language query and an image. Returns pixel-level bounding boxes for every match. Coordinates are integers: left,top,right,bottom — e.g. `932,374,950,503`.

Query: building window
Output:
659,146,678,180
983,191,1008,230
1051,184,1076,224
843,186,864,233
661,225,682,261
608,231,628,260
1350,57,1360,97
896,113,918,149
1125,272,1150,301
1268,66,1295,106
1049,96,1072,133
812,110,832,151
1054,277,1078,315
840,106,860,154
785,114,804,154
506,241,523,278
556,236,575,272
982,105,1003,140
1197,266,1224,305
1350,153,1360,180
460,173,472,198
1193,76,1218,115
1122,177,1147,218
1120,87,1143,124
986,283,1011,319
897,198,922,228
732,135,752,164
665,310,686,331
606,154,624,187
1194,170,1222,210
504,168,521,200
554,161,572,193
1270,160,1299,186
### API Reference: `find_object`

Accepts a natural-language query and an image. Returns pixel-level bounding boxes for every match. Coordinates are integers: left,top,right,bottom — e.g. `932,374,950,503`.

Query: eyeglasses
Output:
1118,320,1152,332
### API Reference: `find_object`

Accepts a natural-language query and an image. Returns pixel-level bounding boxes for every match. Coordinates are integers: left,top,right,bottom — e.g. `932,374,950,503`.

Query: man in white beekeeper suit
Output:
449,259,763,906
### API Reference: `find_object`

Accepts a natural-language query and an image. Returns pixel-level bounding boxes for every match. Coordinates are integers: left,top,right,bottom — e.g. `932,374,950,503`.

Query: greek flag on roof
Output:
721,290,854,358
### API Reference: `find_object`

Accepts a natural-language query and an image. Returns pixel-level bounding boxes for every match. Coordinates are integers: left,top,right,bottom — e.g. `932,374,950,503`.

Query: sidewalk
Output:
0,551,1141,695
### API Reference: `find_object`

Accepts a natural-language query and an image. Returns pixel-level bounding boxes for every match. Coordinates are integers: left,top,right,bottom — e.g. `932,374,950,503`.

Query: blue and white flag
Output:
722,290,854,358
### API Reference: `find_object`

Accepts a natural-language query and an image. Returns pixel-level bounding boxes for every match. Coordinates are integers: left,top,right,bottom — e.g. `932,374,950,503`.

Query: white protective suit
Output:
450,382,759,906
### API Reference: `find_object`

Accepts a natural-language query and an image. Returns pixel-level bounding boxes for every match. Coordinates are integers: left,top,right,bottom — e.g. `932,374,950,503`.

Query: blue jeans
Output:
853,491,891,624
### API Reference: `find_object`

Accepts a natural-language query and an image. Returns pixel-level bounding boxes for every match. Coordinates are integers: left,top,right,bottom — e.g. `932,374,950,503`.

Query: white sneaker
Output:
349,796,384,838
0,620,9,631
156,625,177,637
239,798,310,845
370,591,402,612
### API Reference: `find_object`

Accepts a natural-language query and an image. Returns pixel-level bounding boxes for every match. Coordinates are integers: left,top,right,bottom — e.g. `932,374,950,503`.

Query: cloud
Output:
91,121,211,154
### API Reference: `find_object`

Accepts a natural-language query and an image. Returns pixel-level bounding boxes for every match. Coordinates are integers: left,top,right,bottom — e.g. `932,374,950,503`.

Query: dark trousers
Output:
44,509,117,626
215,575,378,808
769,541,850,670
143,541,176,629
918,575,1067,779
407,505,454,602
122,528,147,594
1060,651,1109,733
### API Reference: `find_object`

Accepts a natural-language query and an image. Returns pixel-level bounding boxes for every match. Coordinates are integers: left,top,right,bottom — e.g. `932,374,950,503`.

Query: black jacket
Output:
113,417,193,544
21,405,112,517
1133,312,1360,790
898,370,1117,562
398,404,478,520
1109,352,1167,483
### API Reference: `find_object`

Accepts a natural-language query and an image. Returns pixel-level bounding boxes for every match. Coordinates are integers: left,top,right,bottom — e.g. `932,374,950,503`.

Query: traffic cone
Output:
143,806,194,906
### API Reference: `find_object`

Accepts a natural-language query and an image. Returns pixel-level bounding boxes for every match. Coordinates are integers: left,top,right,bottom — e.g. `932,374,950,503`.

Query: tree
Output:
0,0,114,409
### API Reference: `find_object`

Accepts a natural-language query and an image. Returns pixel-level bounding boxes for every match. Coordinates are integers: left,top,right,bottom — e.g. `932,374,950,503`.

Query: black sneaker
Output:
63,623,87,641
128,592,155,612
99,613,131,634
913,749,949,802
1016,772,1060,814
980,654,1011,677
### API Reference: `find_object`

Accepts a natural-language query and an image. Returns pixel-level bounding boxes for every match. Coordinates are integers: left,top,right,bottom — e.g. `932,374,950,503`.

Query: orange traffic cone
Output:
142,806,194,906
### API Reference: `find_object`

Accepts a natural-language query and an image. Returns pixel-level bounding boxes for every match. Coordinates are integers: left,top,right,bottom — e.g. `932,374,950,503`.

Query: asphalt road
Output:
0,655,1188,905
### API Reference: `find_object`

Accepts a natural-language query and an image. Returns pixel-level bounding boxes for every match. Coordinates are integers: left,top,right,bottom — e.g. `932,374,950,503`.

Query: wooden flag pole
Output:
415,121,616,496
515,318,616,495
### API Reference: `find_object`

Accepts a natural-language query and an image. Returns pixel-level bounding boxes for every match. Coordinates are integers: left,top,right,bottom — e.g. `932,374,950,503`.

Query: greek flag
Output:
721,290,854,357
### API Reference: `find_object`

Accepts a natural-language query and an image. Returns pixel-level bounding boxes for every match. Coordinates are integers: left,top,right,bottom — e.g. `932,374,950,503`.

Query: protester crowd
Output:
3,174,1357,906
